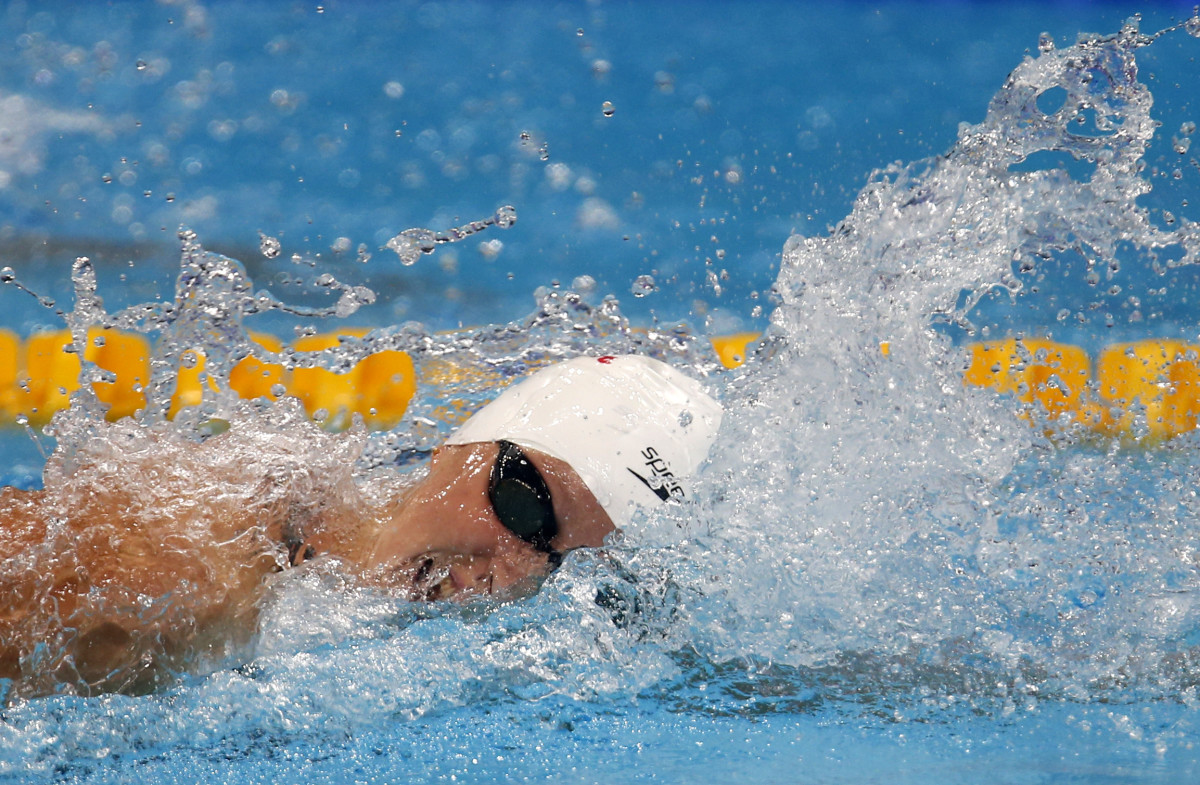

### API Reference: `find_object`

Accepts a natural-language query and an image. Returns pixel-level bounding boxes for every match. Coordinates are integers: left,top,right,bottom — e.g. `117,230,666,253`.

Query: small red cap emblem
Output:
597,355,615,364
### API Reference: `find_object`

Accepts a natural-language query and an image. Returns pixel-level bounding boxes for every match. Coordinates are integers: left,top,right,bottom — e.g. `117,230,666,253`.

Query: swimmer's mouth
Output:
390,551,561,602
396,554,492,602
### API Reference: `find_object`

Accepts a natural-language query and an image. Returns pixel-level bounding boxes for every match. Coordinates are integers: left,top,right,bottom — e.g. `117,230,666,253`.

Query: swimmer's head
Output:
366,355,722,600
445,354,723,533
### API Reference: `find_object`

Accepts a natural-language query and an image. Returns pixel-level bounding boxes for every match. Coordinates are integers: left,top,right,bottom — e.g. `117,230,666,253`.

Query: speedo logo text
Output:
627,446,685,502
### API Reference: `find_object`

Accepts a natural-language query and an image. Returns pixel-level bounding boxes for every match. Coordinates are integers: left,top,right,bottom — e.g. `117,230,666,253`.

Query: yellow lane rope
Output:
962,338,1200,442
3,330,1198,442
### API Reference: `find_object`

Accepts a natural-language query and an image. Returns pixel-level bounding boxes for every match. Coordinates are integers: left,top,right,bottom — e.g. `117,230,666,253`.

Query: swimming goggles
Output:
489,440,559,552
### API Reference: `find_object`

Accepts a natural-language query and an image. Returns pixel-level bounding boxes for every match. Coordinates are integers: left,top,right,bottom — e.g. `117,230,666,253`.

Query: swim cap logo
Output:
627,446,685,503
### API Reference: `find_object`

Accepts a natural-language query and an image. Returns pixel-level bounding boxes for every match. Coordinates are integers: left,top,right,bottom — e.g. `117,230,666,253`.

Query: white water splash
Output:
3,20,1200,781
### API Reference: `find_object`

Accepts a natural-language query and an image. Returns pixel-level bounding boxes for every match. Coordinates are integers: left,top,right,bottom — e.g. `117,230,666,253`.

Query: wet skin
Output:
0,439,615,696
353,442,616,599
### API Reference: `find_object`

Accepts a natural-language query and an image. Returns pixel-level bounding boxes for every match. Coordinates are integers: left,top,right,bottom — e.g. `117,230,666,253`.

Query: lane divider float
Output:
2,330,1197,442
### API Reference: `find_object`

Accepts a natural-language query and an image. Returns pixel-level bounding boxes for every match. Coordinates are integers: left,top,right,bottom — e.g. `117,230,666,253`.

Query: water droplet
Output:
1173,136,1192,155
1187,11,1200,37
572,274,596,293
678,410,694,429
270,383,287,398
576,27,584,36
1182,121,1196,136
180,350,200,369
92,335,106,348
631,274,657,297
259,232,281,259
493,205,517,228
386,229,430,266
165,193,176,202
0,267,14,283
356,242,372,263
383,80,405,99
335,286,376,318
591,59,612,79
101,173,112,184
601,100,615,118
136,59,148,71
388,229,436,266
1037,33,1055,54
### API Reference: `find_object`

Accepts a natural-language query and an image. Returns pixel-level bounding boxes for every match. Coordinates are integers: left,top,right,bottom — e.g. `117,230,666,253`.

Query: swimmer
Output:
0,354,721,697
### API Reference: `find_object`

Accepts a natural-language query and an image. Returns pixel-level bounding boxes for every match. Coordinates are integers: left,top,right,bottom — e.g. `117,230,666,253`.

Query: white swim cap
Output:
445,355,723,530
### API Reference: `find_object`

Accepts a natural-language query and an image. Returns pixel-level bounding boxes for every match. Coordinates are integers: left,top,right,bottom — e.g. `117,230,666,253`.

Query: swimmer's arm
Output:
0,484,284,696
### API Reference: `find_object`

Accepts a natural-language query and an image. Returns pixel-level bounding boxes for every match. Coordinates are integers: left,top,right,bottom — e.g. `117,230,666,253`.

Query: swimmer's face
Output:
366,442,615,600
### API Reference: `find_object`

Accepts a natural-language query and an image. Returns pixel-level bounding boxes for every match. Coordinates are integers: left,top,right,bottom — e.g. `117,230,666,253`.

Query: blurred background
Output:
0,1,1192,342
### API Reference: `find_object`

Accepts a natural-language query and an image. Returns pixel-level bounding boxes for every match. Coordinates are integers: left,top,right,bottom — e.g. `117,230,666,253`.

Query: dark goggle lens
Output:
489,441,558,550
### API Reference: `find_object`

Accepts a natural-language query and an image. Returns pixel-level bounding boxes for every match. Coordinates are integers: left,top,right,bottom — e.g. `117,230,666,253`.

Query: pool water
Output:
3,2,1200,783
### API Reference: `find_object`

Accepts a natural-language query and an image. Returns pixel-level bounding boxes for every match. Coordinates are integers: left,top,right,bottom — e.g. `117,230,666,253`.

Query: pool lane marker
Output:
1,330,1198,442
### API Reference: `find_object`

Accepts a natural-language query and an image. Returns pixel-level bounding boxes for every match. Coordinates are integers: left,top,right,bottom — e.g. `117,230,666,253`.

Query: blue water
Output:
3,2,1200,783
